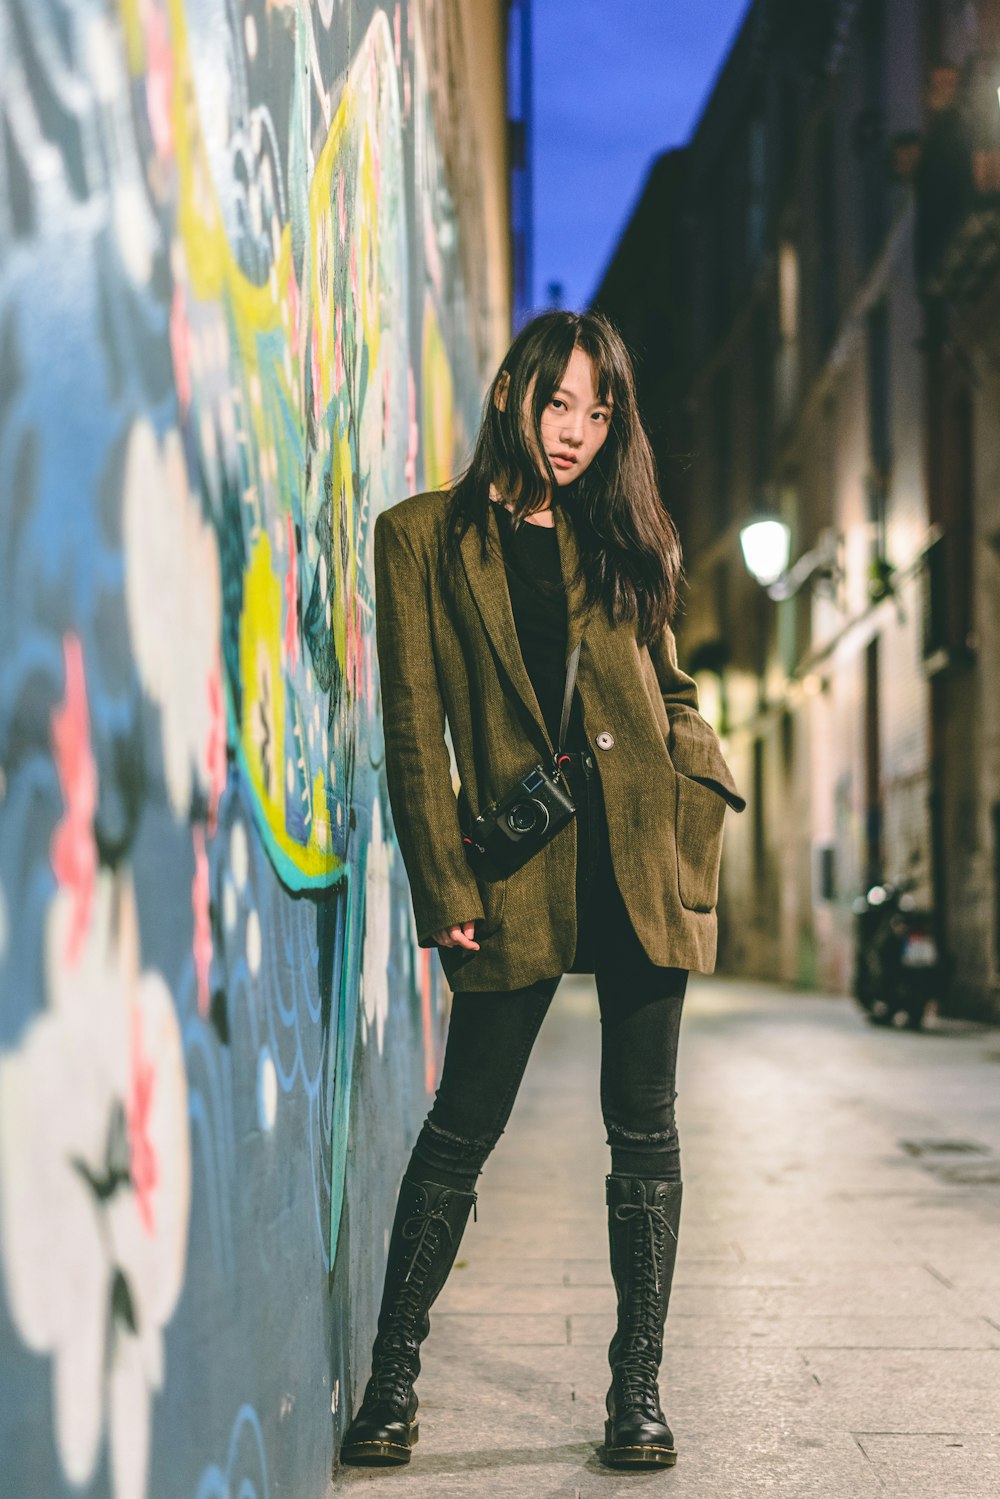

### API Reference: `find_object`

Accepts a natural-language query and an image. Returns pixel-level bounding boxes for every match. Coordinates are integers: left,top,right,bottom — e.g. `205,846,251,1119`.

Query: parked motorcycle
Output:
851,880,943,1030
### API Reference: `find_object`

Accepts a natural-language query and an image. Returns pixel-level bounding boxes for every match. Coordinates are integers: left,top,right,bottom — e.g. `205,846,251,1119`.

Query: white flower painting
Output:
0,873,191,1499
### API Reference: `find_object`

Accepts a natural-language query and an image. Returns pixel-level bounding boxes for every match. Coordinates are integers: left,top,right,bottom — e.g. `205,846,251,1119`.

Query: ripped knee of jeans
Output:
604,1120,679,1150
415,1114,497,1175
604,1106,682,1183
423,1116,491,1150
603,1087,678,1151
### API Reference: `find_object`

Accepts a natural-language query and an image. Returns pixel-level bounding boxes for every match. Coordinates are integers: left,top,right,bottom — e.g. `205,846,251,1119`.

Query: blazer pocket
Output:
473,872,508,938
674,772,728,913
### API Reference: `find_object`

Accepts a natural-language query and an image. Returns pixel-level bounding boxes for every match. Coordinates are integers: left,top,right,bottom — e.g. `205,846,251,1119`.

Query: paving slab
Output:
567,1311,1000,1349
797,1346,1000,1431
854,1433,1000,1498
336,976,1000,1495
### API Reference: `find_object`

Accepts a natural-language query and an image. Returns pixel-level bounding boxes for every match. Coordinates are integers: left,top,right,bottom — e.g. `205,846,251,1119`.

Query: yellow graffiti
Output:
239,534,285,811
422,291,454,489
118,0,146,75
163,3,455,886
313,771,332,850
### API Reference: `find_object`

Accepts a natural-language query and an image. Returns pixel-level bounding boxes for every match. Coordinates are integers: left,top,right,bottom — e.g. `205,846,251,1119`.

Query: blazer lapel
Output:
458,499,592,752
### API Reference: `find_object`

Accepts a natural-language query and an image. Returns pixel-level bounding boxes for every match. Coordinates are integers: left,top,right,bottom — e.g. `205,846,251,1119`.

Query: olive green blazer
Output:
373,490,746,993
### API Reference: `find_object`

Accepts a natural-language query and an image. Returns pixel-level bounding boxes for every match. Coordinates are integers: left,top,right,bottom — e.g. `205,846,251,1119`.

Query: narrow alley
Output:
340,978,1000,1497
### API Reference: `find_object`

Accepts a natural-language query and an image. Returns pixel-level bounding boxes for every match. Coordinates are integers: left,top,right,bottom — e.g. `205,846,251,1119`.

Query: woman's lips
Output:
550,454,577,469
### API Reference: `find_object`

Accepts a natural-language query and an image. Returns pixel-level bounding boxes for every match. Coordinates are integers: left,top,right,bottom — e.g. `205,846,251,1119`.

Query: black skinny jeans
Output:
407,749,688,1192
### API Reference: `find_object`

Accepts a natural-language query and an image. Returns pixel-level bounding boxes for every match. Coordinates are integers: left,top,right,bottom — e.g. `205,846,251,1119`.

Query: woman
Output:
340,310,745,1471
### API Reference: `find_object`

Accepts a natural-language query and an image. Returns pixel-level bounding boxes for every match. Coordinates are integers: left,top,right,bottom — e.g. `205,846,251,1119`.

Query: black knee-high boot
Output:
340,1174,477,1467
601,1176,683,1469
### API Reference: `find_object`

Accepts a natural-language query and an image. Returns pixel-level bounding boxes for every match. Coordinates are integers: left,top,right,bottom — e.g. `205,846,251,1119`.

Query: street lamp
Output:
739,518,791,588
739,520,843,601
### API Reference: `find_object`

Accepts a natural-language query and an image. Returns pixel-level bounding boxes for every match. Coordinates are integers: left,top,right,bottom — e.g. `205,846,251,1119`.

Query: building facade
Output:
0,2,511,1495
914,1,1000,1019
595,0,1000,1018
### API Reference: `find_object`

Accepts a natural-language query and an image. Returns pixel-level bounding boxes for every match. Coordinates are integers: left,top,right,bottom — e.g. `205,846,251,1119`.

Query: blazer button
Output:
595,731,615,750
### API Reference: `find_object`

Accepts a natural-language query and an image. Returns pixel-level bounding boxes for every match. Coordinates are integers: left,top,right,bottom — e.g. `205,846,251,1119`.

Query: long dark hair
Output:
441,309,683,645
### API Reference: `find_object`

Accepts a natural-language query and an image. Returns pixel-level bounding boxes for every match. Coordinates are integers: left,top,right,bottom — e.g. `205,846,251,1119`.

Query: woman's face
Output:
533,346,613,487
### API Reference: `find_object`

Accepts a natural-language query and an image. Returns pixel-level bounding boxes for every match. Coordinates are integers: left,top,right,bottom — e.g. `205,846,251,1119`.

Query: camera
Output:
462,763,576,880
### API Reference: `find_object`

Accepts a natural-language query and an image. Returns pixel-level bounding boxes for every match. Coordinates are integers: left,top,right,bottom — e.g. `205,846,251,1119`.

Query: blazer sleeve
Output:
647,622,747,813
373,508,487,945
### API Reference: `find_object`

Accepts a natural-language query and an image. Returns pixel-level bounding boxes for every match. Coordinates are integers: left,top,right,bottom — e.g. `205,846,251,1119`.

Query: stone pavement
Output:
337,976,1000,1497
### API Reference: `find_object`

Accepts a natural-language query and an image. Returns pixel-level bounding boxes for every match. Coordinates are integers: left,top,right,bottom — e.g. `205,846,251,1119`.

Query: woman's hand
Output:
431,921,480,950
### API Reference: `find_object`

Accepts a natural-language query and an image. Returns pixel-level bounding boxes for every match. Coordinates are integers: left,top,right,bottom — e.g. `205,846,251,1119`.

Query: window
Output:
866,299,891,545
712,188,732,340
993,801,1000,976
821,388,838,530
779,242,799,342
711,367,733,532
747,115,768,268
752,737,766,879
817,113,839,351
859,0,888,266
863,637,883,885
816,843,837,903
777,73,799,187
776,241,800,422
923,385,975,667
752,301,773,484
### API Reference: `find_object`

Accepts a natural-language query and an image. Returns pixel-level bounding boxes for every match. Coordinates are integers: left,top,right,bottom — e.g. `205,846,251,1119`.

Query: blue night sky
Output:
532,0,752,311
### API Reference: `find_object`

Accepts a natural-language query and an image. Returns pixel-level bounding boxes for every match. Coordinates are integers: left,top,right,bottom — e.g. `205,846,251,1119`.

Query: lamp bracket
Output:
765,529,843,602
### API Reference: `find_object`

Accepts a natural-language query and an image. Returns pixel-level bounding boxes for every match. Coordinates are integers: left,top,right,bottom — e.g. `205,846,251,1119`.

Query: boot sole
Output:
602,1432,677,1469
340,1422,419,1467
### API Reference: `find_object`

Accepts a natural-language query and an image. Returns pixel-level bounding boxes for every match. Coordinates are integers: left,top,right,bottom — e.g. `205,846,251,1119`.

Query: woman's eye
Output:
550,399,565,410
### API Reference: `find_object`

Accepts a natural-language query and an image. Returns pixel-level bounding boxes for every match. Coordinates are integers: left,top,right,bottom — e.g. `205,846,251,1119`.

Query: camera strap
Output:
553,639,582,776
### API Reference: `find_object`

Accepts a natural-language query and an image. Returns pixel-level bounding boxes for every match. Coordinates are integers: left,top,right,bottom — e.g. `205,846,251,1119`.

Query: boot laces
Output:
612,1196,676,1412
369,1345,416,1411
369,1194,468,1408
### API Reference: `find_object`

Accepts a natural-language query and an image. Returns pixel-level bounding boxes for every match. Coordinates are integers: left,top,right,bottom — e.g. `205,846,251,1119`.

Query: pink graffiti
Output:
355,595,366,701
283,511,299,672
311,320,323,424
144,3,175,162
50,634,98,968
404,365,418,491
286,260,300,362
204,665,227,835
346,594,362,704
127,1004,159,1236
170,284,192,415
333,303,344,394
192,825,212,1019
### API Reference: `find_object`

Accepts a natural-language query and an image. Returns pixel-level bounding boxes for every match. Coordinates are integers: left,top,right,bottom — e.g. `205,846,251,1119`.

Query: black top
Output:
493,502,587,753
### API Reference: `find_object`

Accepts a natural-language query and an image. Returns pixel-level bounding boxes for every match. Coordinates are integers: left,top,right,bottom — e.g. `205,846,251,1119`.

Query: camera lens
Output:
506,798,549,836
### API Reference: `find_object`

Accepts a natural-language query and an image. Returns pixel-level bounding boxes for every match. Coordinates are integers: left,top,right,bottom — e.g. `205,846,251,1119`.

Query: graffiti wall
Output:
0,1,510,1493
